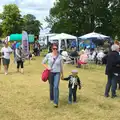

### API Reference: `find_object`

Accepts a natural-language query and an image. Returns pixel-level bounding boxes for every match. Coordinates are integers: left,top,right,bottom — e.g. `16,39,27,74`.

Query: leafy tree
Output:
0,4,23,36
23,14,42,35
46,0,120,38
0,22,2,37
110,0,120,39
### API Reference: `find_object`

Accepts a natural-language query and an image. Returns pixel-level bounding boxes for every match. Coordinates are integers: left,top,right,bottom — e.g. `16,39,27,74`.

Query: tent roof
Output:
79,32,110,39
10,34,34,43
49,33,77,41
10,34,22,41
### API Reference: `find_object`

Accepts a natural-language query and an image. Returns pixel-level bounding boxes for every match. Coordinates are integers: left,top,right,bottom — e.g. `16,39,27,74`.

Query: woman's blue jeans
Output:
49,72,60,105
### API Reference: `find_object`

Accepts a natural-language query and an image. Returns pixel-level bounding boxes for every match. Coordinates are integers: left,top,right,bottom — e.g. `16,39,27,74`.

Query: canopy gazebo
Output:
79,32,110,39
49,33,77,51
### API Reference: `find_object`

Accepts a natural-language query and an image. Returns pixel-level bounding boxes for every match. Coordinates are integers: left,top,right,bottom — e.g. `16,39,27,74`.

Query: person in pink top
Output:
77,50,88,68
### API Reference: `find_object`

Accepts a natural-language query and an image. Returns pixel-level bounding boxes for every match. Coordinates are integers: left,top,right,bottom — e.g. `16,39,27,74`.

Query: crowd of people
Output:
1,39,120,108
42,41,120,108
0,40,42,75
61,45,109,67
0,41,26,74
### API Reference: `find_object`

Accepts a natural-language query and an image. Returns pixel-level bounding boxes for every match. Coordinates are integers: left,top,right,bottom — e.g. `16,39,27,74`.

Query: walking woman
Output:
16,43,25,74
42,44,64,108
1,41,12,75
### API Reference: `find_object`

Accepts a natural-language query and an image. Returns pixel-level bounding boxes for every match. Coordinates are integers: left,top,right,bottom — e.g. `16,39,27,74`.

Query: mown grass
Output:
0,57,120,120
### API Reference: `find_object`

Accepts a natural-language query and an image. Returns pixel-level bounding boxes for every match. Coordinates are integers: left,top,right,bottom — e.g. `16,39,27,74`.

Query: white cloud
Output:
0,0,56,33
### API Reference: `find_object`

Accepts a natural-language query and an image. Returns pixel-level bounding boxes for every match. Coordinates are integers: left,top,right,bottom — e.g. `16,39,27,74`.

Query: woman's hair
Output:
52,43,58,48
114,40,119,45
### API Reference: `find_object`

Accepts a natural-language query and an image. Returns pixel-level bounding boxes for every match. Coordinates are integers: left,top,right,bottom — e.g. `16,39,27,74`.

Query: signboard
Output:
22,31,29,54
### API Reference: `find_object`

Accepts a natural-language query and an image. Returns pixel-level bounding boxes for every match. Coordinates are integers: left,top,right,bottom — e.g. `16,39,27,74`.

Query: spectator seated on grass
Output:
70,47,79,57
77,50,88,68
88,49,97,62
96,50,105,64
69,47,79,64
61,48,72,63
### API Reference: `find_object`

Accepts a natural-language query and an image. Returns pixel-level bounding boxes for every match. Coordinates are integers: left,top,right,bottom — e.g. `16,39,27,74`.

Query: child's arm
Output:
62,76,71,81
77,77,81,89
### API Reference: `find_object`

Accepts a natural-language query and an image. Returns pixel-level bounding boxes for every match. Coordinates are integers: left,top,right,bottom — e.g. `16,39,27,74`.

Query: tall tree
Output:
0,23,2,37
110,0,120,39
0,4,23,36
23,14,42,35
46,0,120,38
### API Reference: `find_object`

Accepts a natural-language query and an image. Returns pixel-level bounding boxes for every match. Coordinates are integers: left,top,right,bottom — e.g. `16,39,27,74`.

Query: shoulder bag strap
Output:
51,55,59,68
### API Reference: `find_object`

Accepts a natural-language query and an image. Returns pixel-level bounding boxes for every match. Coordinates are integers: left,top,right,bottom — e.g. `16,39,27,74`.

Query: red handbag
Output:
41,55,59,82
42,69,50,82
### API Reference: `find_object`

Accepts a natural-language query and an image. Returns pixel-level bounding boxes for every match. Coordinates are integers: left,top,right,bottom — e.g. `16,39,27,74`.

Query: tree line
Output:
46,0,120,39
0,4,42,37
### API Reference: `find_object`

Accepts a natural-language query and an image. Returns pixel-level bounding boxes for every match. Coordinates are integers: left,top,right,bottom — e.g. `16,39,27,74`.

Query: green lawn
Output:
0,57,120,120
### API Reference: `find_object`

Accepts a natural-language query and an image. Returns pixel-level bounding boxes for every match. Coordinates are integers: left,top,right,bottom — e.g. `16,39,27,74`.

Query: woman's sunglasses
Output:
52,48,58,50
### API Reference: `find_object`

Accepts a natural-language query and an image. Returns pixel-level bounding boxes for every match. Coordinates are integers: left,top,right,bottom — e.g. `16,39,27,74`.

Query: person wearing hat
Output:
15,42,25,74
61,70,81,104
1,41,12,75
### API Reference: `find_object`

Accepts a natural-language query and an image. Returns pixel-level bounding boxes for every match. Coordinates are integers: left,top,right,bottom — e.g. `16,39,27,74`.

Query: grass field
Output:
1,57,120,120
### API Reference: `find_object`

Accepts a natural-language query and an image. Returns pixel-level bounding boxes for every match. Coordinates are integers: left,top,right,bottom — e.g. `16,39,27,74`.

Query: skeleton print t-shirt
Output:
64,75,81,89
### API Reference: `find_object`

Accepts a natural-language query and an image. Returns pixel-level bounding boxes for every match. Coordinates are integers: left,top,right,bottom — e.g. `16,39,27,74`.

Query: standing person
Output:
12,41,17,63
33,42,38,56
71,40,77,49
105,44,120,98
16,43,25,74
42,44,64,108
61,70,81,104
1,42,12,75
37,43,40,56
48,42,52,53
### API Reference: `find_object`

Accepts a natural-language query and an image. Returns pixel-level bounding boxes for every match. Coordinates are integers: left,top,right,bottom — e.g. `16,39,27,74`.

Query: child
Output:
62,70,81,104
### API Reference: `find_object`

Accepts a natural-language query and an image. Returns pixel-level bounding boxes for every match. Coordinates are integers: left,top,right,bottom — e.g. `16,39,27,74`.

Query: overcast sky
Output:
0,0,56,33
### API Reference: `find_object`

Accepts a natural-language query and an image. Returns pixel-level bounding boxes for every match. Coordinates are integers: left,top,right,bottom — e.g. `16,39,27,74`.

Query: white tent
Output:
49,33,77,41
79,32,110,39
49,33,77,51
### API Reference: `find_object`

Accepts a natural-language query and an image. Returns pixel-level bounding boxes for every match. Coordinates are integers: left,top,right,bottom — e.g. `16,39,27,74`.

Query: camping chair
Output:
61,51,73,64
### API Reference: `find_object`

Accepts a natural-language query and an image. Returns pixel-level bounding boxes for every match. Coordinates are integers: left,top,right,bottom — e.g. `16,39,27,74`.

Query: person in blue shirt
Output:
71,40,77,48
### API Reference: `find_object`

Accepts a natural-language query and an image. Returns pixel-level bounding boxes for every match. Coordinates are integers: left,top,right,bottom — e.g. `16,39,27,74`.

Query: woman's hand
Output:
47,67,51,70
42,64,51,70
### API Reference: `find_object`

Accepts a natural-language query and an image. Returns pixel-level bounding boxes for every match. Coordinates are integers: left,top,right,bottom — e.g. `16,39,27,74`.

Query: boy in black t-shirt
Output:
62,70,81,104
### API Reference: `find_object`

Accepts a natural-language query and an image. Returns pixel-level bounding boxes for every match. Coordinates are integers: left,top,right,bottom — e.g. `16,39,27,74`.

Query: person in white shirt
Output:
1,42,12,75
97,50,105,61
